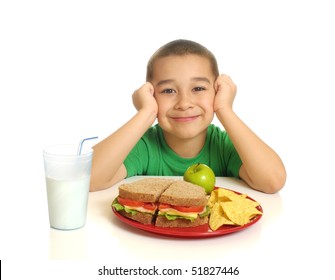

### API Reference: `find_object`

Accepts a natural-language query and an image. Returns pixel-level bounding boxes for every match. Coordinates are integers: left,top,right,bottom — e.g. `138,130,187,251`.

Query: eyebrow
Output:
156,79,174,87
192,77,211,84
156,77,211,87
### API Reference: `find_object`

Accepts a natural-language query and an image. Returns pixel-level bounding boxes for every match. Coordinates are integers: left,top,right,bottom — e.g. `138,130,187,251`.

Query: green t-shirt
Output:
124,124,242,178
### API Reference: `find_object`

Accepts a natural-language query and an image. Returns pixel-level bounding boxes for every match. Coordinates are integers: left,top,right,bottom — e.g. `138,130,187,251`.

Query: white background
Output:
1,0,334,279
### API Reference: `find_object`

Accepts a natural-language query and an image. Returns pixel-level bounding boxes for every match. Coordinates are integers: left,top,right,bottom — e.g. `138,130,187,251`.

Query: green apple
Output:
183,163,216,194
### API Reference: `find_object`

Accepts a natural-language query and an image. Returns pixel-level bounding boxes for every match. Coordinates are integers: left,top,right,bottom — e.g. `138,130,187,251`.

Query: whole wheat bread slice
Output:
155,215,208,228
119,210,153,224
118,178,175,202
158,180,207,207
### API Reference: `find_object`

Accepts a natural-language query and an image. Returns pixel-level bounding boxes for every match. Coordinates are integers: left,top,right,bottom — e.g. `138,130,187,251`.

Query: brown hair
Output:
146,39,219,81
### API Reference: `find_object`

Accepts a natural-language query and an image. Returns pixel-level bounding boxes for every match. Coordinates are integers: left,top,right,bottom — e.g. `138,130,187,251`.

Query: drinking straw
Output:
77,136,98,155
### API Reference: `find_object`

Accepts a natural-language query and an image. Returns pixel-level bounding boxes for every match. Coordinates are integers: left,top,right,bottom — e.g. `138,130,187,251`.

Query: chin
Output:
166,126,208,140
159,117,212,138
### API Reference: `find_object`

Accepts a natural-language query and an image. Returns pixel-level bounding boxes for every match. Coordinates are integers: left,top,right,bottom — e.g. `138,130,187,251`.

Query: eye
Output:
193,86,206,92
161,88,176,94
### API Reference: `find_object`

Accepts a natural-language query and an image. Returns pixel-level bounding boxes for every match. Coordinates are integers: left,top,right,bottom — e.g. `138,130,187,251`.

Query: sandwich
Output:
112,178,175,224
156,180,210,227
112,178,210,228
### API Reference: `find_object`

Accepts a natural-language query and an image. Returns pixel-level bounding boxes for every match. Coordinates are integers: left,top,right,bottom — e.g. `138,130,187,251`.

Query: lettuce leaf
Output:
112,199,124,211
199,205,211,218
111,198,138,216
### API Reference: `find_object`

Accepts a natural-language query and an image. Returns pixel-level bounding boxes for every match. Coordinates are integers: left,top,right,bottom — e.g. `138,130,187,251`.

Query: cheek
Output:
156,98,169,118
201,95,215,112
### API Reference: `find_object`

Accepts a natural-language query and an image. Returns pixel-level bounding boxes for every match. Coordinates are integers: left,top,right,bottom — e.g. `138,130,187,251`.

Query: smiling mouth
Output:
171,116,199,122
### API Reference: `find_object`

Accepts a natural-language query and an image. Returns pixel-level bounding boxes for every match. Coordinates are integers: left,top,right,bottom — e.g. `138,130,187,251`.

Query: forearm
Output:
216,108,286,193
90,109,156,191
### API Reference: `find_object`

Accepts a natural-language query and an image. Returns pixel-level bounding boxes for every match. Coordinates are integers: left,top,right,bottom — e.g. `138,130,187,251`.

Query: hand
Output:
132,82,158,116
214,74,237,113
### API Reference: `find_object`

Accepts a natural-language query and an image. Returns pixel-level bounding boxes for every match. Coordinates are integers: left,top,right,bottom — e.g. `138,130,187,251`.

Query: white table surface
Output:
2,172,334,279
49,176,283,260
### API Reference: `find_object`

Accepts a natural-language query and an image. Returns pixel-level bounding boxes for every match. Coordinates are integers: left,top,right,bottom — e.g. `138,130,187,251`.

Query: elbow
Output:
89,170,122,192
263,180,285,194
90,175,111,192
89,166,112,192
89,178,100,192
89,171,104,192
241,164,287,194
262,169,287,194
89,183,99,192
90,180,110,192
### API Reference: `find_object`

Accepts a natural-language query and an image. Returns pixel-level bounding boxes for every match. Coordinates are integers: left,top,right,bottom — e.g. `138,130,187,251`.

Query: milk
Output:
46,176,90,230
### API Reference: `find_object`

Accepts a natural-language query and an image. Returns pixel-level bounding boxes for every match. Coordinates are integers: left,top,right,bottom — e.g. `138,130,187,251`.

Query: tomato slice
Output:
118,197,143,207
142,203,157,211
159,203,204,213
159,203,172,210
118,197,157,211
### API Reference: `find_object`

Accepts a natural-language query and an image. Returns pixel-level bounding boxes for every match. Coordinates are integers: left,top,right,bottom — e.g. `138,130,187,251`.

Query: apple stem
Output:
195,163,200,172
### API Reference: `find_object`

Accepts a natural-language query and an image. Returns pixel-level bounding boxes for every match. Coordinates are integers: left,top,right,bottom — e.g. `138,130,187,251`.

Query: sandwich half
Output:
156,181,210,227
112,178,175,224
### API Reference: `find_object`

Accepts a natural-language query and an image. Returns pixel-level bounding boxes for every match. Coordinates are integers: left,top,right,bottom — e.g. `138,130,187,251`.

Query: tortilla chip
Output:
209,203,234,230
208,188,262,230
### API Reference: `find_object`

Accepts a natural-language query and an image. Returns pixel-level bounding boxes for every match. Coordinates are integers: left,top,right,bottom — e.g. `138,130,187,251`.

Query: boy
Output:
90,39,286,193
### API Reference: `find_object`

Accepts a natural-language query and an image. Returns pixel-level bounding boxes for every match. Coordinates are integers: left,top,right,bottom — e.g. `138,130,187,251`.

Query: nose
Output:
174,92,194,110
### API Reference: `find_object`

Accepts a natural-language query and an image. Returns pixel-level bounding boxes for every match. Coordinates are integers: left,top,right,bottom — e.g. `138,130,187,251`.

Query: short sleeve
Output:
222,134,243,177
208,125,242,178
123,139,149,177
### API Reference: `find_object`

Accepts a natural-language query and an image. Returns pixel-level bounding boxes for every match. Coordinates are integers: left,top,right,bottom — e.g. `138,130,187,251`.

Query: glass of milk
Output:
43,144,93,230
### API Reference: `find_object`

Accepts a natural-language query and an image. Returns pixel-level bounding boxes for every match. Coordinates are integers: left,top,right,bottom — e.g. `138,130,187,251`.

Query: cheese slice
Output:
124,205,156,214
158,208,198,219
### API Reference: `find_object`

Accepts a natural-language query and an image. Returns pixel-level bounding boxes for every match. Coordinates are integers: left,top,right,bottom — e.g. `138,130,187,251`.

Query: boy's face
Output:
151,54,216,142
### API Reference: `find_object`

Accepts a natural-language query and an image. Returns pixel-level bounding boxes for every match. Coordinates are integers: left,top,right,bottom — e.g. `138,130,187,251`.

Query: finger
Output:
143,82,154,95
220,74,232,82
214,75,224,91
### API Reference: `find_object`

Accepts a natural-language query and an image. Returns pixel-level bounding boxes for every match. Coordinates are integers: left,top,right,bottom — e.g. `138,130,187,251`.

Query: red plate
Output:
112,187,263,238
